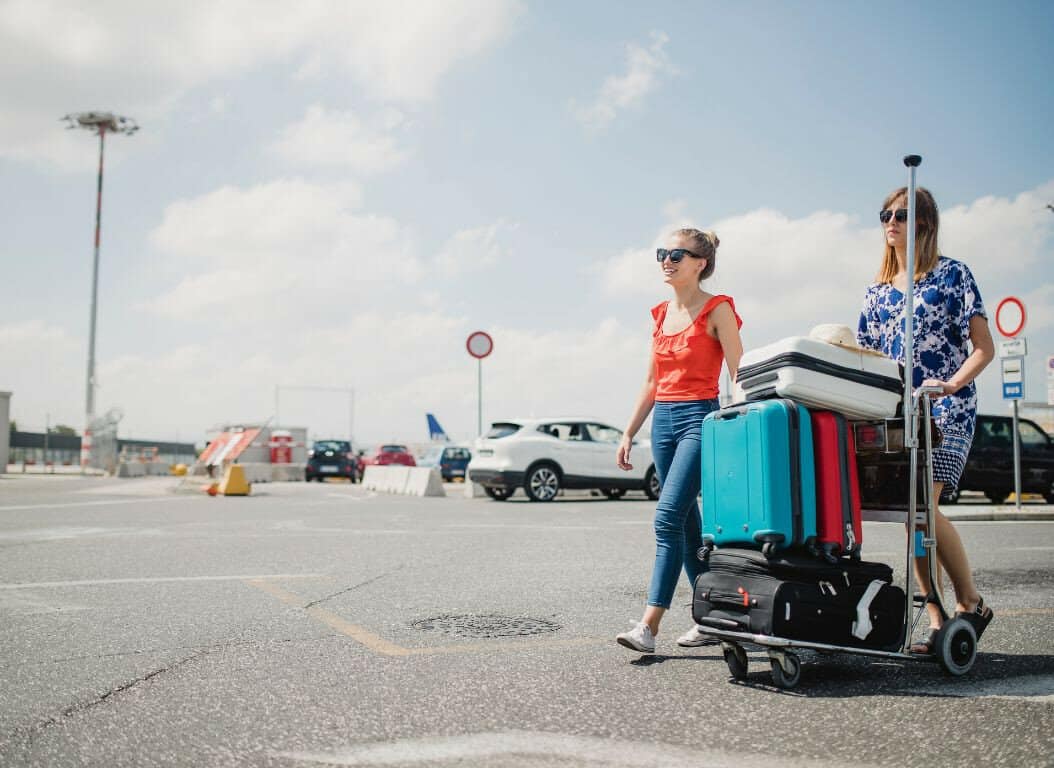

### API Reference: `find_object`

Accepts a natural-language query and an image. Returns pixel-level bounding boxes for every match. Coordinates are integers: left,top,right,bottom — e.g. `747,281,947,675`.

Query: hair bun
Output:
706,231,720,249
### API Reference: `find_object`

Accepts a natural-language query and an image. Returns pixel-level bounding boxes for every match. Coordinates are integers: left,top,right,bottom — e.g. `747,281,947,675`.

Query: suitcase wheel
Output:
768,651,801,690
722,642,748,681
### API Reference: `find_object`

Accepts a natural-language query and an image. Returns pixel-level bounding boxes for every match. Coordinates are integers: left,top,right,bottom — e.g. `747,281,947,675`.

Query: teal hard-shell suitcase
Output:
701,399,817,555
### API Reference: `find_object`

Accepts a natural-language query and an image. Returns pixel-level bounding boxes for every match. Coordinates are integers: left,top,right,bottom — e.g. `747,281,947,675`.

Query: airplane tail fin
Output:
426,413,451,442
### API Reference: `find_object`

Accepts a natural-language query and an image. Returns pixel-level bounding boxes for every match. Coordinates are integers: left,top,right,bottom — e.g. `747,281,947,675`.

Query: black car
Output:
944,414,1054,504
305,440,357,482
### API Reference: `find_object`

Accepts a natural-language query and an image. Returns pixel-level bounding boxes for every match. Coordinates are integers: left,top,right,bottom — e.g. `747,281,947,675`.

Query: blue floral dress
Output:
856,256,987,488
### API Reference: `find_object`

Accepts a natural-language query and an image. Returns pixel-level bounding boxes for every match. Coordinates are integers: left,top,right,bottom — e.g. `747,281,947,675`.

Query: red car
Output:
359,444,416,475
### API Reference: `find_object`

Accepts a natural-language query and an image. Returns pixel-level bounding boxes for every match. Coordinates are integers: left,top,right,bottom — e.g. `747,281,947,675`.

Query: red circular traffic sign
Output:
995,297,1026,338
466,331,493,359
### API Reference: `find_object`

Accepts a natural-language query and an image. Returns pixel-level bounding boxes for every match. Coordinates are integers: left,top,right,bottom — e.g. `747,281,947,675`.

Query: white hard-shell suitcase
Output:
734,336,902,420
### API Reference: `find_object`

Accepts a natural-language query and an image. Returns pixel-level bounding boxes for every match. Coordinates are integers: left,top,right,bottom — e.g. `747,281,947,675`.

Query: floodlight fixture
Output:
61,111,139,135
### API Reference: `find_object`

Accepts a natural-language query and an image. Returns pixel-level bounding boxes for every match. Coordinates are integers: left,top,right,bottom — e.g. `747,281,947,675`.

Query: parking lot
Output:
1,475,1052,767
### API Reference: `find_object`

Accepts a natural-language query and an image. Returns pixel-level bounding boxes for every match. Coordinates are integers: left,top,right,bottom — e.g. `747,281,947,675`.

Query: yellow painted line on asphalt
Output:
999,607,1054,617
244,579,410,656
244,579,602,658
304,607,414,657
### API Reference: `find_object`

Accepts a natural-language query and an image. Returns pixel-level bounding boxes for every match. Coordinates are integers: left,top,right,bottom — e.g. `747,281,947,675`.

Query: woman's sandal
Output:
909,628,939,656
956,596,994,641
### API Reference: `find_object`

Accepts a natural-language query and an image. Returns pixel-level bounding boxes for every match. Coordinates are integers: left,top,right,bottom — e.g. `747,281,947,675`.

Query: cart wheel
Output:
722,643,748,680
696,545,711,562
936,617,977,676
769,653,801,689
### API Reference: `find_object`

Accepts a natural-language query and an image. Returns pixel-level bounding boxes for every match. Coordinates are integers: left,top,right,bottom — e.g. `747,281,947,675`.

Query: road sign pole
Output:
466,331,494,439
1012,400,1021,511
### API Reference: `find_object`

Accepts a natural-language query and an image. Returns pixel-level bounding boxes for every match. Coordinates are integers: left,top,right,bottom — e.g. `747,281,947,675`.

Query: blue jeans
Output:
647,399,719,609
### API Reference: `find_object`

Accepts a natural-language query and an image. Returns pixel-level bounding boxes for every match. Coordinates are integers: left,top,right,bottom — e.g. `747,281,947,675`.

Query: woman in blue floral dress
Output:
857,186,996,654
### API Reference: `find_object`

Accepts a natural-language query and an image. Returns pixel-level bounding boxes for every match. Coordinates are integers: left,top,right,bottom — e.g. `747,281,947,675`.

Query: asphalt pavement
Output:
1,474,1052,767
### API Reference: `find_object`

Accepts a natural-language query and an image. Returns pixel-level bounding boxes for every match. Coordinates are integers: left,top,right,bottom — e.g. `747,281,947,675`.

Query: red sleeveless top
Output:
652,295,741,401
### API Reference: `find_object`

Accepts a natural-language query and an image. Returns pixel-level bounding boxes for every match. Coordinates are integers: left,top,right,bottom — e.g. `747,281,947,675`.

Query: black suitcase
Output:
692,549,905,651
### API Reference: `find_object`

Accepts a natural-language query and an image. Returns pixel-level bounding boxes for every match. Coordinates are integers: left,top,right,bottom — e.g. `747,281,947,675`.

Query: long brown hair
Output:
876,186,939,283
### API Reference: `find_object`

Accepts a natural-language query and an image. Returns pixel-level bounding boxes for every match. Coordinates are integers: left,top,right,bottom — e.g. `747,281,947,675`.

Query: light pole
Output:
61,112,138,470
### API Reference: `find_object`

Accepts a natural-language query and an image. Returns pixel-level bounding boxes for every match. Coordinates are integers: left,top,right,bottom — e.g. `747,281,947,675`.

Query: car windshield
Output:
380,445,407,453
314,441,348,452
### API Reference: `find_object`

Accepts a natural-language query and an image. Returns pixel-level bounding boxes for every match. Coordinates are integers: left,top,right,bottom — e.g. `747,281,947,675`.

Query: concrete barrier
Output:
362,465,388,491
386,466,411,494
405,468,446,497
188,462,306,482
362,466,445,497
116,462,147,478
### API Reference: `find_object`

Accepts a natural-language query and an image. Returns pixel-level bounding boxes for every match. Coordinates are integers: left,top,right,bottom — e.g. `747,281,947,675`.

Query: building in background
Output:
7,431,195,469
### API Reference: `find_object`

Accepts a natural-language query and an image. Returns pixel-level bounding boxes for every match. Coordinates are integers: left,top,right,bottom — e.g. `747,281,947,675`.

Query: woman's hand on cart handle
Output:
920,378,956,396
616,436,634,471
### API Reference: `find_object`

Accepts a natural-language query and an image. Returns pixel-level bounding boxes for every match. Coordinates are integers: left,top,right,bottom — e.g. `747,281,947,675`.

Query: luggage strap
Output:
851,580,885,640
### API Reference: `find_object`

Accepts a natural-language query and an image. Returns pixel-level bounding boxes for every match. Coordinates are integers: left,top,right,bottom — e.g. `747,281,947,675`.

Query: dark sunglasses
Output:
655,247,703,263
879,208,908,224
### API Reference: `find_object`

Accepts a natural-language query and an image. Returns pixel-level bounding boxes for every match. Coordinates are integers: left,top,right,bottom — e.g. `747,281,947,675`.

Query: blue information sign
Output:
1001,355,1025,401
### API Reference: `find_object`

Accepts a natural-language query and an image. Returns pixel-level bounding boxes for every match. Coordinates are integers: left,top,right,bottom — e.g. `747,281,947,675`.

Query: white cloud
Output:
940,181,1054,281
144,179,422,321
269,105,410,174
435,220,515,275
0,0,524,168
571,31,675,130
0,322,84,432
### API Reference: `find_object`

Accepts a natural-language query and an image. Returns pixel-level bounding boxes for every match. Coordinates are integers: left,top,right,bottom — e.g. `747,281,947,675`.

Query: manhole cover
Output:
411,614,561,639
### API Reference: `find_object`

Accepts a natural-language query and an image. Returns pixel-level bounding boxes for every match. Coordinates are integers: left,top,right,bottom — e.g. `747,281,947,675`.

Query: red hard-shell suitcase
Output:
810,411,862,561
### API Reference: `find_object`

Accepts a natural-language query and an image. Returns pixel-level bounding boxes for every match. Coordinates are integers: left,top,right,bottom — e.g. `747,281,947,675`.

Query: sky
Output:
1,0,1053,447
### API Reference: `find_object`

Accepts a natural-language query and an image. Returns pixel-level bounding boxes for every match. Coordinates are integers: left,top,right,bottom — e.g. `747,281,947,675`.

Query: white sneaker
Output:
616,622,655,653
676,624,719,647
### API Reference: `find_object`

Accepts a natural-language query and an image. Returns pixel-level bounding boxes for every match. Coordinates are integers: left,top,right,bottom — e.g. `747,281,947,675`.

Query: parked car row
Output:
305,441,473,483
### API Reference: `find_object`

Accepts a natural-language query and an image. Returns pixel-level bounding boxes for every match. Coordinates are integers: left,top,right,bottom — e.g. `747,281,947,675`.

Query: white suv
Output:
467,417,661,502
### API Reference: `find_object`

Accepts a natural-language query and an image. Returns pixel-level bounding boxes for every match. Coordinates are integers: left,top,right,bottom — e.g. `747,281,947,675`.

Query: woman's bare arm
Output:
617,357,656,470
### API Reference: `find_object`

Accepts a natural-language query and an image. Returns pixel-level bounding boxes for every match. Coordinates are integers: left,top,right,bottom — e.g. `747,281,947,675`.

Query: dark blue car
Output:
419,445,472,481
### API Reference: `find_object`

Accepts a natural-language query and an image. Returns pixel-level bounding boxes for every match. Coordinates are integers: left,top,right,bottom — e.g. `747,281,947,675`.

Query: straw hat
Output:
808,323,860,350
809,323,887,357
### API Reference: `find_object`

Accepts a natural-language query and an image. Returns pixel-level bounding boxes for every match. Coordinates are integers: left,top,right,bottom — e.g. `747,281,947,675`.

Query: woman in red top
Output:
615,228,743,654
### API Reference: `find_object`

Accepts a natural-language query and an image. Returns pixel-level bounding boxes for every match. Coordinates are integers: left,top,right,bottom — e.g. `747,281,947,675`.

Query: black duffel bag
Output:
693,549,905,652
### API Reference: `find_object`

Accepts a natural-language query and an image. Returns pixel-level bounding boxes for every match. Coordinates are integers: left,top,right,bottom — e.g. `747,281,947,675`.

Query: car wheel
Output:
644,466,660,501
1045,492,1054,505
941,487,960,505
600,488,627,500
484,486,514,501
985,490,1010,504
525,463,561,502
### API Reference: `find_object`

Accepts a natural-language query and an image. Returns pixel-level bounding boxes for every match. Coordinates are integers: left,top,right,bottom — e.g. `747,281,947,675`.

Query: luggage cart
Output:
694,155,981,689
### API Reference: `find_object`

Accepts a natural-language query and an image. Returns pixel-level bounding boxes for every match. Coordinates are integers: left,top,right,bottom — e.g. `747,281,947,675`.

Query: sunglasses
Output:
879,208,908,224
655,248,703,263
